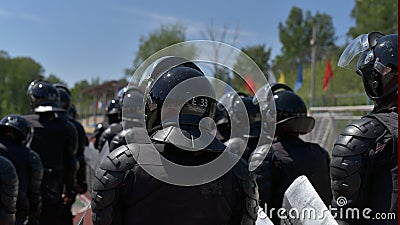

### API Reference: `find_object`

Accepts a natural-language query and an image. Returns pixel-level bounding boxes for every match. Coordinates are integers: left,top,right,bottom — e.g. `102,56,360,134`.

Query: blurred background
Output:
0,0,398,151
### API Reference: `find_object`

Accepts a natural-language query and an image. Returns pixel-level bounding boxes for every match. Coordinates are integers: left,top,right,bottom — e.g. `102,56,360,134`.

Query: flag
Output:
278,71,286,84
323,59,334,91
245,75,257,95
294,64,303,92
267,69,277,84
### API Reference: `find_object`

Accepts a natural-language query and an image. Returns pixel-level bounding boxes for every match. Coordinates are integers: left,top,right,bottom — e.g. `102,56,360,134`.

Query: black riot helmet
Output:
55,86,71,111
143,56,224,152
215,91,248,127
105,98,122,124
222,93,261,138
54,83,71,96
146,66,215,133
69,104,77,120
339,32,398,102
357,33,398,101
272,83,314,135
0,114,31,143
27,80,63,112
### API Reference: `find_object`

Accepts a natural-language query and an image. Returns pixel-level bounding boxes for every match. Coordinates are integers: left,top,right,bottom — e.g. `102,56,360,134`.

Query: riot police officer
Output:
97,98,123,152
92,98,123,150
0,155,18,225
91,56,258,225
253,83,331,224
68,104,89,194
0,114,43,225
54,84,88,224
24,80,78,225
222,93,262,162
332,32,398,225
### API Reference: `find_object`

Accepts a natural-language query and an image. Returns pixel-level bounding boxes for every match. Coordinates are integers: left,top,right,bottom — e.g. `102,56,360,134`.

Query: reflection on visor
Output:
338,34,369,70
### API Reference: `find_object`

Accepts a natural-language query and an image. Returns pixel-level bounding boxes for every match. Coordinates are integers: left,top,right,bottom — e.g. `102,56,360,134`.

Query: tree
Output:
125,23,187,76
241,44,271,76
201,21,240,82
348,0,398,38
46,74,67,85
0,52,44,117
274,6,336,72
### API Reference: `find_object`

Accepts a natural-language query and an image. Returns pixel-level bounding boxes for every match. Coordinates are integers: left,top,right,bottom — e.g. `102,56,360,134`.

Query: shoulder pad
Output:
96,123,104,130
92,167,126,191
111,130,126,144
340,117,385,138
332,134,374,157
28,150,43,171
99,144,138,172
102,123,123,137
108,123,123,133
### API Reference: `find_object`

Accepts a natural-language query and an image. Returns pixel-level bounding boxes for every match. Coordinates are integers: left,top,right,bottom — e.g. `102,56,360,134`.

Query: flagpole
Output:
310,17,317,108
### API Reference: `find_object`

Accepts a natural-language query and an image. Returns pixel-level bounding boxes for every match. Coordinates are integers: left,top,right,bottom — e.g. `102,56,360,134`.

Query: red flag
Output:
245,75,257,95
323,59,334,91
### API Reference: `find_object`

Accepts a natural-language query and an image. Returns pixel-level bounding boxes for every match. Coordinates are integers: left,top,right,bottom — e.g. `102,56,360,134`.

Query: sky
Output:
0,0,355,87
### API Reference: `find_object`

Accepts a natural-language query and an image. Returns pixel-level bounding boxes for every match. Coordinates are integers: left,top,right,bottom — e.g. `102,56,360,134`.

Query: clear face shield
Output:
338,34,370,70
338,32,385,72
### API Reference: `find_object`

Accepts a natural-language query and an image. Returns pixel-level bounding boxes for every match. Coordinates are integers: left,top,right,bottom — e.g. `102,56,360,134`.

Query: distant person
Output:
0,114,43,225
253,83,331,224
97,98,123,152
332,32,398,225
24,80,78,225
223,94,262,162
69,103,89,194
54,84,88,225
92,98,122,151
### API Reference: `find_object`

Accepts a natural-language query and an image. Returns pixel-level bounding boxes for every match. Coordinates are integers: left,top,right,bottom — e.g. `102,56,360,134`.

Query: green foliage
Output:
348,0,398,37
46,74,67,85
0,52,44,117
274,7,336,72
125,23,187,76
241,44,271,75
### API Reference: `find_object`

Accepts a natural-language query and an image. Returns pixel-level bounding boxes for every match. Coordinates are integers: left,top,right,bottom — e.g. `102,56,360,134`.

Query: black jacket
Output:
254,135,332,224
0,138,43,224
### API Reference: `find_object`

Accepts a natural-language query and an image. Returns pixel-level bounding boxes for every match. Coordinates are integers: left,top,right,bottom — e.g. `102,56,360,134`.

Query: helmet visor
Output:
338,34,370,70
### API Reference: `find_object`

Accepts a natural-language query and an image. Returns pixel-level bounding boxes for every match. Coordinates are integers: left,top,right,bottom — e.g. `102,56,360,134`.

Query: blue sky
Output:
0,0,355,87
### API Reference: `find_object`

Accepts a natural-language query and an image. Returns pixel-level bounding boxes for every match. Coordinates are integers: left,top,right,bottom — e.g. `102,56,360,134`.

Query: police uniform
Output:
91,57,259,225
252,83,332,225
25,80,78,225
0,155,18,225
0,114,43,225
332,32,398,225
